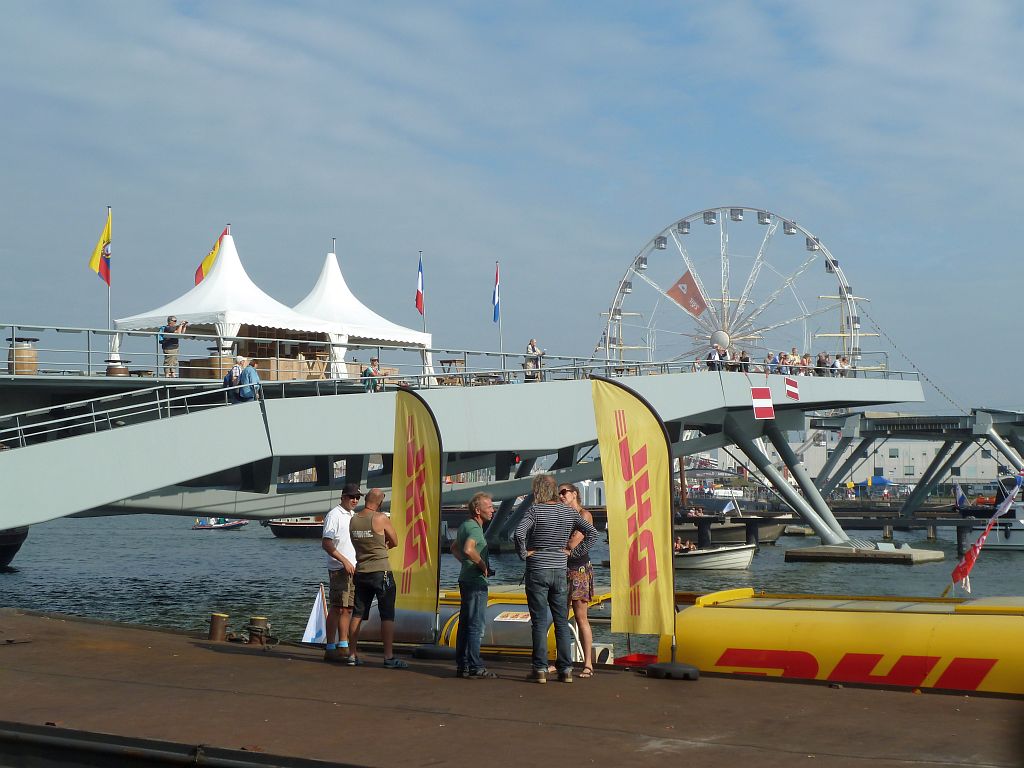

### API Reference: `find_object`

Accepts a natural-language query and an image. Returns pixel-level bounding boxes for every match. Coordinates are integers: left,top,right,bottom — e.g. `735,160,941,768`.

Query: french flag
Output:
751,386,775,420
415,253,424,315
492,262,500,323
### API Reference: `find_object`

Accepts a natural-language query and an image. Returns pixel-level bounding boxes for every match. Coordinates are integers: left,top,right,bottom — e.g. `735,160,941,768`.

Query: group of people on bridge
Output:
705,344,850,376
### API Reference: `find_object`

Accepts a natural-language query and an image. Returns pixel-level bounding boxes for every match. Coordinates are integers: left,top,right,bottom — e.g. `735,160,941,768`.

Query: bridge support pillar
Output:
343,454,369,489
985,428,1024,473
818,437,875,498
900,441,970,515
727,424,847,546
765,425,849,542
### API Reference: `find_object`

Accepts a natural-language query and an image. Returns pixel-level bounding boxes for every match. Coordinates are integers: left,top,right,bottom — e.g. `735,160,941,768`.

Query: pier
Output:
0,609,1020,767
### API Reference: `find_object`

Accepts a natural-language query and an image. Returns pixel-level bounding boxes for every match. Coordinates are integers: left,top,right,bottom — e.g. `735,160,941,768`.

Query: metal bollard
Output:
246,616,270,646
208,613,228,642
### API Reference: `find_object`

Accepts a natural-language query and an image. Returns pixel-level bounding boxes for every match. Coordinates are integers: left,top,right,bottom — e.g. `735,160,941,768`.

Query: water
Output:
2,516,1023,645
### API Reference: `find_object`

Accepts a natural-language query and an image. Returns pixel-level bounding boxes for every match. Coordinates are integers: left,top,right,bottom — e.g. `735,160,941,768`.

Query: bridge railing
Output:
1,321,919,384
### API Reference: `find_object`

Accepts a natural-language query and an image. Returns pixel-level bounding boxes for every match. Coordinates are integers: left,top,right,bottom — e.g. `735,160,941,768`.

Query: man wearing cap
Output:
321,484,361,664
347,488,407,668
161,316,188,377
361,357,384,393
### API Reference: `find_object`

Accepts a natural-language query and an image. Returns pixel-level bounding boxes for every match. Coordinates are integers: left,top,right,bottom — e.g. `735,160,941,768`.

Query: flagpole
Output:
106,206,112,330
496,260,504,358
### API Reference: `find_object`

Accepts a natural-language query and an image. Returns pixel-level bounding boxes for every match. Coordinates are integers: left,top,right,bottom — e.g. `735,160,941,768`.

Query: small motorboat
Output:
192,517,249,531
262,515,324,538
674,542,756,570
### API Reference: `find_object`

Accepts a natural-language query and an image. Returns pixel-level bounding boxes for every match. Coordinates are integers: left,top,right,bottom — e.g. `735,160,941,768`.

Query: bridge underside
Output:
1,371,926,547
811,409,1024,514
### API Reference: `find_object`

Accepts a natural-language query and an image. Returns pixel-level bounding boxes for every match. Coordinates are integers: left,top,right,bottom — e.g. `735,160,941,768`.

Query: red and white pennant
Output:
751,386,775,420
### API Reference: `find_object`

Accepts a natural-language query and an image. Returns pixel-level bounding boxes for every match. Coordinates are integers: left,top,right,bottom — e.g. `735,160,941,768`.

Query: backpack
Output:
223,364,241,393
157,325,166,345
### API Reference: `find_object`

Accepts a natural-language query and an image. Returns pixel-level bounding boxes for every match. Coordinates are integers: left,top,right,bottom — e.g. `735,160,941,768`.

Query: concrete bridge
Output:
0,368,924,547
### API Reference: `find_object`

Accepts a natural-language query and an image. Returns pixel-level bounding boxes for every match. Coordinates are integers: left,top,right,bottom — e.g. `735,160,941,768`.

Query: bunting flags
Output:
87,208,112,286
591,377,675,636
943,476,1023,595
415,253,425,315
195,227,228,285
492,262,500,323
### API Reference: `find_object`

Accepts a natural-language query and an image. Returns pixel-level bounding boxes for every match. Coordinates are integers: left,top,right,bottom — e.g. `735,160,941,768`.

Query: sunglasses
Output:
558,489,574,496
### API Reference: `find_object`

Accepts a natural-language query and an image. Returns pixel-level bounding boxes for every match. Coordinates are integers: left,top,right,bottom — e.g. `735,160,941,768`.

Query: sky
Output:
1,1,1022,411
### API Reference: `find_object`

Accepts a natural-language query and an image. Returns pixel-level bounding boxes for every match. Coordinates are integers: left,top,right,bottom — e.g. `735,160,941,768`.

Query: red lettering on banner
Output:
614,409,659,616
934,658,998,691
828,653,939,687
716,648,996,691
716,648,819,678
401,415,430,592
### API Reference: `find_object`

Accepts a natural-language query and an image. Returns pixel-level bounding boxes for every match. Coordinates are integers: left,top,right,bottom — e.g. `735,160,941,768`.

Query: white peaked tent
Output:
293,251,434,378
114,233,349,373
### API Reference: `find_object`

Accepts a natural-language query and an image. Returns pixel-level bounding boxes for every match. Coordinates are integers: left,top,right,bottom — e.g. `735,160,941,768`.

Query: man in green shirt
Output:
449,492,496,679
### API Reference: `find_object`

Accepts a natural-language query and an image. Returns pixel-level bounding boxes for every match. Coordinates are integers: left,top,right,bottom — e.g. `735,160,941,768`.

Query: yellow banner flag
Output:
195,227,227,285
592,377,674,635
389,389,443,618
87,208,112,286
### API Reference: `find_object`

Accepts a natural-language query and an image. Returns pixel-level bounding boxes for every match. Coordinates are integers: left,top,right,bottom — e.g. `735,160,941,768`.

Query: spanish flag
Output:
195,227,228,285
389,389,444,637
592,376,675,636
87,208,112,286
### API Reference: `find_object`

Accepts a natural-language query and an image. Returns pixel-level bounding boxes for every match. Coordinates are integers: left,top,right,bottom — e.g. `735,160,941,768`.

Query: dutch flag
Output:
492,262,500,323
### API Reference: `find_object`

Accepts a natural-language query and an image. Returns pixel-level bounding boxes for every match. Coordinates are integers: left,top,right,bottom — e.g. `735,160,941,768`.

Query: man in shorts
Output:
347,488,407,668
321,483,361,663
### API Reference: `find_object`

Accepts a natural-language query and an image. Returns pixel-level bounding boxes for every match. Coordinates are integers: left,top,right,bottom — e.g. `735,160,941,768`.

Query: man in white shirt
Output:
321,483,361,663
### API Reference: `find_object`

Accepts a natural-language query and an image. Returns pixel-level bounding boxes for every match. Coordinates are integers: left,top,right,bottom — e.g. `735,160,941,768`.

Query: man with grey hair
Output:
450,492,496,679
514,473,598,683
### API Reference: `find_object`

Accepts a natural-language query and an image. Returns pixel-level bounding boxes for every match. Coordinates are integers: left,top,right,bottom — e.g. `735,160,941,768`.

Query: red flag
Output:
665,270,708,319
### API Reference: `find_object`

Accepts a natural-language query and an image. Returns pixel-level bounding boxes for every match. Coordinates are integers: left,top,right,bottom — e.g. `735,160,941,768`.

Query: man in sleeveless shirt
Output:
347,488,408,668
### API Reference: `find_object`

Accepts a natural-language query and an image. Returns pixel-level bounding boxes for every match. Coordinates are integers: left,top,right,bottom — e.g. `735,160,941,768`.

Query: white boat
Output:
674,542,756,569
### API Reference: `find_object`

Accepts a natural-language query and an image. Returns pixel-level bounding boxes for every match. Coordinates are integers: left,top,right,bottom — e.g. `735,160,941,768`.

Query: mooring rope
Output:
859,305,967,415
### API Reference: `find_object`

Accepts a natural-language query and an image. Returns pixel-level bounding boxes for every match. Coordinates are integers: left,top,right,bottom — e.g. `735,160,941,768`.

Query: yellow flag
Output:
389,390,443,618
195,227,227,285
592,378,674,635
87,208,111,285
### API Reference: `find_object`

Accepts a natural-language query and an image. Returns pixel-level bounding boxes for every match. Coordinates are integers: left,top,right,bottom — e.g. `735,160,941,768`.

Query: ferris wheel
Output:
597,206,863,366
